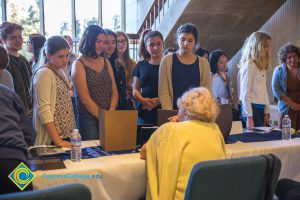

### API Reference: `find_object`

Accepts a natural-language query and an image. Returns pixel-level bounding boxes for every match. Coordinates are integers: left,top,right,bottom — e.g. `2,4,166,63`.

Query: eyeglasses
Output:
117,39,127,44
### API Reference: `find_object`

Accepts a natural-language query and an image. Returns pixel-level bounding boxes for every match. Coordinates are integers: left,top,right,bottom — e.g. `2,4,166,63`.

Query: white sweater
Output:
239,60,270,117
32,67,57,145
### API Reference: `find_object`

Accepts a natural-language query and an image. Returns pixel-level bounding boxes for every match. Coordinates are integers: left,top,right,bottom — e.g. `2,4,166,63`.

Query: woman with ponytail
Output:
32,36,75,147
132,29,164,124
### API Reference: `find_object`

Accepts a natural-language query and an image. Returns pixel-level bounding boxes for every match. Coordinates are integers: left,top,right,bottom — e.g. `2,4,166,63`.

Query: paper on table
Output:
252,126,274,133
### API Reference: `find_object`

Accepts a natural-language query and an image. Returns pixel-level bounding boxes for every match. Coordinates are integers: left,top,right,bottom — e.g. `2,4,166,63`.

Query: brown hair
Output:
0,45,9,70
138,29,151,60
116,31,135,86
0,22,23,39
278,43,300,64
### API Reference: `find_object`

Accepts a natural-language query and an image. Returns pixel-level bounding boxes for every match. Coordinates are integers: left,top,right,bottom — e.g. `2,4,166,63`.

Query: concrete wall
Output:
155,0,190,47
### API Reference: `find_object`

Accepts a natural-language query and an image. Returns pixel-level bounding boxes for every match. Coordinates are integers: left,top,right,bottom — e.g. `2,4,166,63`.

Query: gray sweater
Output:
0,85,36,162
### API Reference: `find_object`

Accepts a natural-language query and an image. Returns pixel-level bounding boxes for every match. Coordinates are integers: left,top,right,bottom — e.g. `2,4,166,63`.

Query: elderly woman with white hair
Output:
141,87,226,200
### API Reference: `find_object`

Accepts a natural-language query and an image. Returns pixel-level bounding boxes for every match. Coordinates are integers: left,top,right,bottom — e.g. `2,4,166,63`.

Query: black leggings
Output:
0,159,33,194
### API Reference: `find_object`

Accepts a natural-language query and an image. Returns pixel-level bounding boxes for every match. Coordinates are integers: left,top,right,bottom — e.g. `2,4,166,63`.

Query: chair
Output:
184,154,281,200
0,183,91,200
215,104,233,139
275,178,300,200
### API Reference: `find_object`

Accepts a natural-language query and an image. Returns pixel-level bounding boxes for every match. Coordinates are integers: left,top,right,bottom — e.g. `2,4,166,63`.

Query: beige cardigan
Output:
158,53,211,110
32,67,57,145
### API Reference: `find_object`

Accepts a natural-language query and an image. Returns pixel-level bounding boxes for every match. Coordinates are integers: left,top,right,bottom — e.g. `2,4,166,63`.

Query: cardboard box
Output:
99,109,138,151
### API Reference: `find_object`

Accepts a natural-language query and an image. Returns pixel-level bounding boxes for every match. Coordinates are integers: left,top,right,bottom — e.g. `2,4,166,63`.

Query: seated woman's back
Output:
146,87,226,200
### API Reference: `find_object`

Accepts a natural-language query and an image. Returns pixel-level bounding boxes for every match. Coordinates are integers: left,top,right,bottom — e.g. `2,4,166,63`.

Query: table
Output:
33,139,300,200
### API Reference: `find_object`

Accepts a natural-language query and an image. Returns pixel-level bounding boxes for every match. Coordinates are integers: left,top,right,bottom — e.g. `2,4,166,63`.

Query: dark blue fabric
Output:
172,53,200,110
36,146,140,161
132,60,159,99
78,112,99,141
132,60,160,124
226,130,300,144
109,58,132,110
241,103,266,127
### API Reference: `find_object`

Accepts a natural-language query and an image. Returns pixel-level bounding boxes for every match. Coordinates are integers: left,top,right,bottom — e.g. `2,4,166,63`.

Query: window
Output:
6,0,40,58
102,0,121,31
75,0,99,38
44,0,72,37
0,3,2,24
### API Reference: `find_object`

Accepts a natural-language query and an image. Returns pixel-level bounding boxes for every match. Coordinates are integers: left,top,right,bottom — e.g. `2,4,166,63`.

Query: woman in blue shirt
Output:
132,30,164,125
272,43,300,130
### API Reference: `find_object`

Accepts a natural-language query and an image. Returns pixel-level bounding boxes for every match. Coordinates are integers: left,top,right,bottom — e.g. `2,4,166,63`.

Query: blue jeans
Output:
78,112,99,141
242,103,265,127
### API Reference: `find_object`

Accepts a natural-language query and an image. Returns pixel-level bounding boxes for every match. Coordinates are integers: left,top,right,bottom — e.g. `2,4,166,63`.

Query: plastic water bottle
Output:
71,129,82,162
282,115,291,140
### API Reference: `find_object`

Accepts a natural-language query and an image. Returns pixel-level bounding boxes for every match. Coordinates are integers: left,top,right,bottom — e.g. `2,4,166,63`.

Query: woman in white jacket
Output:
239,31,271,129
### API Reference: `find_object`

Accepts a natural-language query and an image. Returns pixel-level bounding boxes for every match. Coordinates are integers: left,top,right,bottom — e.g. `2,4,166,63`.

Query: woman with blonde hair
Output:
239,31,271,128
142,87,226,200
116,31,136,101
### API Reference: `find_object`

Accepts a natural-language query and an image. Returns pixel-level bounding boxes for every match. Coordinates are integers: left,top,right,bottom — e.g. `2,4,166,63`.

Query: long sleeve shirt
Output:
0,69,14,90
146,120,226,200
271,63,289,114
0,84,36,162
239,61,270,117
211,73,232,101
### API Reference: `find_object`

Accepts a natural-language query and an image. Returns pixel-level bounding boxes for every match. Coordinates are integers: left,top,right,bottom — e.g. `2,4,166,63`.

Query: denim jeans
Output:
241,103,265,127
78,112,99,141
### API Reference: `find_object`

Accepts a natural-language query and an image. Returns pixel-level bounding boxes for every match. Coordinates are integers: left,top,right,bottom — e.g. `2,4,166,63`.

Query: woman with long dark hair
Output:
72,25,118,140
26,33,46,73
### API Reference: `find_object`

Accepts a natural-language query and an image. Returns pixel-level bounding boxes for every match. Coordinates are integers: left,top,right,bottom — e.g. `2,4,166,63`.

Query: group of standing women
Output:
31,22,300,147
32,24,141,146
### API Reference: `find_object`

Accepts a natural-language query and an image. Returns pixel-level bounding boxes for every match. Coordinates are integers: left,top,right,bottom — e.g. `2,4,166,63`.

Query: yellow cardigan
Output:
146,120,226,200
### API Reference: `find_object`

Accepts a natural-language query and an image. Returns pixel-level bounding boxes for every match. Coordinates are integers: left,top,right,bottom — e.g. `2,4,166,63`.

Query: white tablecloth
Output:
33,139,300,200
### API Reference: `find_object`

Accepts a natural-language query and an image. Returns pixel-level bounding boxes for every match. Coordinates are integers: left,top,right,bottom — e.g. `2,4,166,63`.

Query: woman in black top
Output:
132,30,164,125
103,29,131,110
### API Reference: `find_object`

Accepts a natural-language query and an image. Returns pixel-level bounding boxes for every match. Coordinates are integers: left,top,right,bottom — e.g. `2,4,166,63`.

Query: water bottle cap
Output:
284,114,289,117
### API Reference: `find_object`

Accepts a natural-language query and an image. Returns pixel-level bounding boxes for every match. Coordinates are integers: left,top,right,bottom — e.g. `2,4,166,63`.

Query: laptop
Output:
157,109,178,126
215,104,233,139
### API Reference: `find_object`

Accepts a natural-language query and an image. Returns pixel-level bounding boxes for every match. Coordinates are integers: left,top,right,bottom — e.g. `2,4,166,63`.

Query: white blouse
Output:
239,61,270,117
211,73,232,103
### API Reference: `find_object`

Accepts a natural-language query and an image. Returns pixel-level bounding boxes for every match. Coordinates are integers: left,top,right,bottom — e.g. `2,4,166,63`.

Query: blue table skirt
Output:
226,130,300,144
